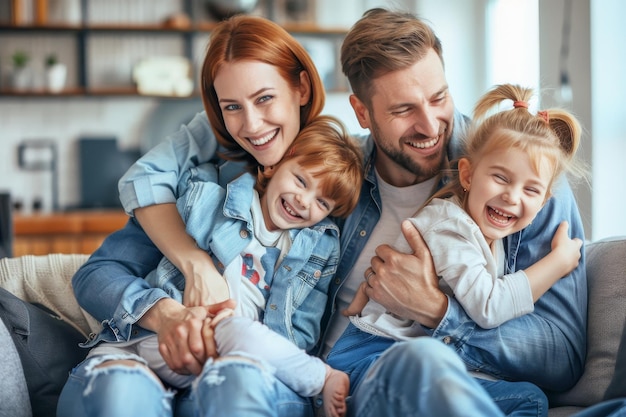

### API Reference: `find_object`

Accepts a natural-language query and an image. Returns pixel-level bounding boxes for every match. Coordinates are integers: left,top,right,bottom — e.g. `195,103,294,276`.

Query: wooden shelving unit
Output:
0,0,348,97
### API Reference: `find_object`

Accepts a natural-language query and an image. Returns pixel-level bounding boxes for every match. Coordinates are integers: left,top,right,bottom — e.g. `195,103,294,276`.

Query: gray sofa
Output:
0,237,625,416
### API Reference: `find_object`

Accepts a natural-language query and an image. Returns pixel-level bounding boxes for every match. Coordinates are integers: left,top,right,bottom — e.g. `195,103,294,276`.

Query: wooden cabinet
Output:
13,210,128,255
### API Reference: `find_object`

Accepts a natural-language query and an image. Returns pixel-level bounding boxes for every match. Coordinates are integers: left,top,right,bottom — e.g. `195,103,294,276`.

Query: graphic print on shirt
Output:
241,253,271,298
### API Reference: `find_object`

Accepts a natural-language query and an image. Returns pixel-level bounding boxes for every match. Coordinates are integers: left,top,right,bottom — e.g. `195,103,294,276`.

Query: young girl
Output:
329,84,586,396
79,116,361,417
60,15,331,417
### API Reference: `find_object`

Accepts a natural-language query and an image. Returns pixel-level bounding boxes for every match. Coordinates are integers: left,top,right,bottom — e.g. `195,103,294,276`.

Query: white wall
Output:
539,0,626,241
589,0,626,240
0,98,158,212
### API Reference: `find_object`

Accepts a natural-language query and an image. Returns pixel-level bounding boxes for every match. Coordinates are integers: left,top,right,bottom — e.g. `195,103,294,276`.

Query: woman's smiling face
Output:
214,60,310,168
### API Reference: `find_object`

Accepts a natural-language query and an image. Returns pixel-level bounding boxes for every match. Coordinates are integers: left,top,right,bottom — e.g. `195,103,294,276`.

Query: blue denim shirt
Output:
320,108,587,391
118,111,245,215
86,165,340,353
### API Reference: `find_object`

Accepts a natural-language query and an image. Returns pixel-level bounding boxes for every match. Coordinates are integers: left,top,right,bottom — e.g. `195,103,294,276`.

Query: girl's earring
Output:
463,188,467,192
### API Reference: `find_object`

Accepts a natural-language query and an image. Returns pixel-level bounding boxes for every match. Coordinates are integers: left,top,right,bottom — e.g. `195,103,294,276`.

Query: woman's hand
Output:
139,298,210,375
182,251,230,307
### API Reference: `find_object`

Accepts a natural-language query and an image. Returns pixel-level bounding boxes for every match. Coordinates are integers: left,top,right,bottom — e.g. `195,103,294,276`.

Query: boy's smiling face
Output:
261,158,336,232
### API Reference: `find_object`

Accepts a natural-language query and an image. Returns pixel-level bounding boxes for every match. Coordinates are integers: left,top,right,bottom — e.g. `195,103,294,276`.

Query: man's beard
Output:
371,119,448,182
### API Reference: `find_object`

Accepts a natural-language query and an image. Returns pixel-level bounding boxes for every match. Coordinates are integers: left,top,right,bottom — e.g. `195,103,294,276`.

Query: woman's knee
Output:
58,356,174,417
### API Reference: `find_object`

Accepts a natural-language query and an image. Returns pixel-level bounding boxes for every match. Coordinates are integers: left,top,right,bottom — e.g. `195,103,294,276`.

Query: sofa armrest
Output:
0,253,98,337
548,236,626,407
0,317,31,417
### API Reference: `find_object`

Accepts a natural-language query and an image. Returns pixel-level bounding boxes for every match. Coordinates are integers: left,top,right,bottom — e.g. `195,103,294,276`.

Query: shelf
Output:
0,86,204,97
0,1,348,98
0,22,348,34
0,23,82,31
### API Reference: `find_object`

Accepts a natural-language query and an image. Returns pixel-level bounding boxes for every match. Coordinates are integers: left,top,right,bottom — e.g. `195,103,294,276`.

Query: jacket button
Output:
269,304,277,310
240,230,249,239
442,336,452,344
314,270,321,278
359,230,367,237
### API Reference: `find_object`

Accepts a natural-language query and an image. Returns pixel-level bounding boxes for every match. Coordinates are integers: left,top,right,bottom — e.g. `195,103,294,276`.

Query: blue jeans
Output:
327,324,547,417
57,353,313,417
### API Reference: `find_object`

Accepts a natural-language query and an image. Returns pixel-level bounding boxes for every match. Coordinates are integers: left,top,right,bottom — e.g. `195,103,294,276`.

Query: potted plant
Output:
11,50,32,91
44,53,67,93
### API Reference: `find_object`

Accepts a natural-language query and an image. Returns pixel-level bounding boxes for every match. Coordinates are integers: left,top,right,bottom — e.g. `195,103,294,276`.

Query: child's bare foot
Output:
322,365,349,417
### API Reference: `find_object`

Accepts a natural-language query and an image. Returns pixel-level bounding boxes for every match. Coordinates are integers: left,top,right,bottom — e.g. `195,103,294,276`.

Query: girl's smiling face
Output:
460,147,553,245
214,60,310,168
260,157,336,232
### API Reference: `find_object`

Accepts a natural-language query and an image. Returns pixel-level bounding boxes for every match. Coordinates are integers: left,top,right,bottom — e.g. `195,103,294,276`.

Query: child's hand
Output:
183,253,230,307
342,281,370,317
551,221,583,275
201,299,237,359
207,300,237,329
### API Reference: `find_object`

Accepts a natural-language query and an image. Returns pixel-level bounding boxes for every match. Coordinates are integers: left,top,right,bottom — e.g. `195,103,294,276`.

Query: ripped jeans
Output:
57,353,314,417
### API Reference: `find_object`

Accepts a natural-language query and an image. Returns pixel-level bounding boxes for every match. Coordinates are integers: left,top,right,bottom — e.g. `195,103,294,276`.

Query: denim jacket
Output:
320,108,588,392
118,111,245,215
86,165,340,353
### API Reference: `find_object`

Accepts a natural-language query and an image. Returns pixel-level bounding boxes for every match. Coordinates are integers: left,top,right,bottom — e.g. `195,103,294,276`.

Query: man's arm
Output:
368,180,587,391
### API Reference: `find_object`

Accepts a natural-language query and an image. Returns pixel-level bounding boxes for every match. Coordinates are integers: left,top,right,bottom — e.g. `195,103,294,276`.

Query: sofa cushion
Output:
0,287,89,417
548,237,626,407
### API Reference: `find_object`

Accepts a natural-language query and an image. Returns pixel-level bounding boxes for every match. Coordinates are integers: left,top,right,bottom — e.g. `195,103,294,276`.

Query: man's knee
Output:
377,337,464,376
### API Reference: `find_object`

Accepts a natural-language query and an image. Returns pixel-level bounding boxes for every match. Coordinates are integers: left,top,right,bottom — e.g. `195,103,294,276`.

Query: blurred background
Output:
0,0,624,255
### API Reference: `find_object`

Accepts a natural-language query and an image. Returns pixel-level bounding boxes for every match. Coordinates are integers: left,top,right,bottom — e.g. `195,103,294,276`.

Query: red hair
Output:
201,15,325,170
256,116,364,218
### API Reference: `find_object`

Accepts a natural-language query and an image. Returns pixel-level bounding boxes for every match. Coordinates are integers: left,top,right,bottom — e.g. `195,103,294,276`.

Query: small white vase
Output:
12,67,33,91
45,63,67,93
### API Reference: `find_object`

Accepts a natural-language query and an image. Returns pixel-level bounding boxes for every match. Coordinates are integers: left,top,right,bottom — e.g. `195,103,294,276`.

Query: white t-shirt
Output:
322,170,436,356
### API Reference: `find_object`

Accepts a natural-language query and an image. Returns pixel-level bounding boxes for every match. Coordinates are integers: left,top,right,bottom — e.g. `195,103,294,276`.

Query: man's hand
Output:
342,281,370,317
364,220,447,328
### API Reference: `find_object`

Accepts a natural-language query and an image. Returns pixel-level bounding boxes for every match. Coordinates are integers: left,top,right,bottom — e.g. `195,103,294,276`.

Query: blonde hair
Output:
434,84,585,203
201,15,325,170
255,116,364,218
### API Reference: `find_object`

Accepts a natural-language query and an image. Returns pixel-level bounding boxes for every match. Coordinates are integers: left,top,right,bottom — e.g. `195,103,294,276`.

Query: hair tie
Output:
537,110,550,124
513,100,529,109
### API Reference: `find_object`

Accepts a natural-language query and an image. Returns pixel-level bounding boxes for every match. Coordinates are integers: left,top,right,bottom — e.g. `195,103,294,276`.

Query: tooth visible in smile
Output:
250,130,277,146
489,207,513,224
283,200,299,217
407,137,438,149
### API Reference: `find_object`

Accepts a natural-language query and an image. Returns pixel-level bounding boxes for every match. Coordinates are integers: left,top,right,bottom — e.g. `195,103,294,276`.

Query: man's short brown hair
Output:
341,8,443,106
